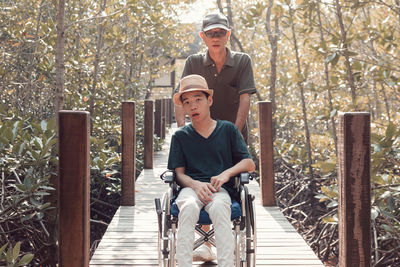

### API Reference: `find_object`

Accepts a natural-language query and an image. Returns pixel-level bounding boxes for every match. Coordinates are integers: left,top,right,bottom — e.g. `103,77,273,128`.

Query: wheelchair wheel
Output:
234,226,241,266
245,188,256,267
168,224,176,267
157,192,177,267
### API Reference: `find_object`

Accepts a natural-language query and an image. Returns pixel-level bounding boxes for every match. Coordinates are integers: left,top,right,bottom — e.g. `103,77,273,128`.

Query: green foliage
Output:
370,122,400,241
1,0,188,260
1,0,400,264
0,242,34,267
314,122,400,239
0,105,56,265
0,106,56,219
90,135,121,196
241,2,400,259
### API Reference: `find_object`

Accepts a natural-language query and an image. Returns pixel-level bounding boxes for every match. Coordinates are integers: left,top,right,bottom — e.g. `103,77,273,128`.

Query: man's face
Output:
181,91,212,121
200,28,231,53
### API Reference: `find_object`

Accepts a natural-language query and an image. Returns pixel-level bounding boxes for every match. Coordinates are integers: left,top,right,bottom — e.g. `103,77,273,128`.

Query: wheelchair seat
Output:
170,199,242,225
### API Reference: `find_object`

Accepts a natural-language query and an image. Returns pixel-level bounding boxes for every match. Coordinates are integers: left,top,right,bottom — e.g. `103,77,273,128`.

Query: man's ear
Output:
199,31,205,41
208,95,213,107
227,30,232,39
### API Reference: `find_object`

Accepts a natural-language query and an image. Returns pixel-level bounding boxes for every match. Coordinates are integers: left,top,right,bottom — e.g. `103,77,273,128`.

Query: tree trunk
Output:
381,83,391,123
76,0,84,95
288,4,315,184
29,0,44,115
396,0,400,27
334,0,357,109
51,0,66,265
265,0,279,116
316,0,338,156
56,0,65,113
89,0,107,120
225,0,236,50
123,18,130,100
361,6,392,123
217,0,245,52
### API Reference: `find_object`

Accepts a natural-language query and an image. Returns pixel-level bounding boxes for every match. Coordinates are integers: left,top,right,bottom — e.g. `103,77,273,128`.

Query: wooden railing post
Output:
144,100,154,169
258,101,276,206
165,98,170,126
338,112,371,267
171,98,176,123
167,98,173,126
121,102,135,206
58,111,90,267
161,99,166,139
155,99,162,138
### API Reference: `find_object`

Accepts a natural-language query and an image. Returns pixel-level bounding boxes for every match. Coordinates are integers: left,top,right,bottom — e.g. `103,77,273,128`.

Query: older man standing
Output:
175,12,257,143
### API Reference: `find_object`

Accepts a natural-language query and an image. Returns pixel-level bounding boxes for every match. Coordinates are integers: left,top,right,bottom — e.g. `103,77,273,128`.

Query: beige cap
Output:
173,75,213,106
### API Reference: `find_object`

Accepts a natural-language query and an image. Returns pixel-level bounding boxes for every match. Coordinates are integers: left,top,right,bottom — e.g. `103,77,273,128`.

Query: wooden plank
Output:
90,124,324,267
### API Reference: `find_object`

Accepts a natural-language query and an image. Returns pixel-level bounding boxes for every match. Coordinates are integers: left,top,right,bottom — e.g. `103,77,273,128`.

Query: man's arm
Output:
175,167,217,204
235,93,251,131
175,105,186,127
210,158,255,192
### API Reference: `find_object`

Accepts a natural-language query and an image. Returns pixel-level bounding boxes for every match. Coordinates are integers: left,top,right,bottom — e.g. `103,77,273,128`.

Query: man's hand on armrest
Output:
211,158,255,190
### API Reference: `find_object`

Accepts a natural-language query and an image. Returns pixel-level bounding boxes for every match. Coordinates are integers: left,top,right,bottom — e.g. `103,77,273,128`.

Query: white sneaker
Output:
193,245,216,262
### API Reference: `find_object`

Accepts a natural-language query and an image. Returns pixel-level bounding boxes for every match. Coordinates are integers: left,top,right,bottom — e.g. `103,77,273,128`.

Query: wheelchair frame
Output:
155,171,257,267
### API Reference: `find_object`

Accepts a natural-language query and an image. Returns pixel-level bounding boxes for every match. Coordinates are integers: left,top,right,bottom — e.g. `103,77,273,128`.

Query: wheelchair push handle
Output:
160,170,175,183
155,198,163,236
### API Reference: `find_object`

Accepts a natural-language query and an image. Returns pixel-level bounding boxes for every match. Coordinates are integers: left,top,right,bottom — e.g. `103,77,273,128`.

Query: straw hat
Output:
173,75,213,106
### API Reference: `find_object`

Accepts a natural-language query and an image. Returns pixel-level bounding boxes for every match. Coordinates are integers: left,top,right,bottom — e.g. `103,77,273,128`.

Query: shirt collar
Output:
204,47,235,67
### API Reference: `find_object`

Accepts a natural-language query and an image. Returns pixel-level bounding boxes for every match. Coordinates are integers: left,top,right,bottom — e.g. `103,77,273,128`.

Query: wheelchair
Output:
154,170,257,267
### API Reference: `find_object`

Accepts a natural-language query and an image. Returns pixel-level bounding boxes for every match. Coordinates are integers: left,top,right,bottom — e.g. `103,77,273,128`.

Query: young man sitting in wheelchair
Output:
166,74,256,267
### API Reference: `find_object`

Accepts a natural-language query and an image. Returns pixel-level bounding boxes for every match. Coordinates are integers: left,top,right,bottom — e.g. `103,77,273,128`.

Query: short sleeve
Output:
238,55,257,95
167,133,186,170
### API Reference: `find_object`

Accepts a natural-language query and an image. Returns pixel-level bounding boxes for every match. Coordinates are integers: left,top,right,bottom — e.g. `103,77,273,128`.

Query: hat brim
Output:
203,24,230,32
173,88,214,106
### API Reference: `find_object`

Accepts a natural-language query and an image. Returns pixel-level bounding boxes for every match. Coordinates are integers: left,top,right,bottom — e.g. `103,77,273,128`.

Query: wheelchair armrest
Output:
160,170,175,184
164,173,175,184
240,172,250,184
234,172,253,189
160,170,180,197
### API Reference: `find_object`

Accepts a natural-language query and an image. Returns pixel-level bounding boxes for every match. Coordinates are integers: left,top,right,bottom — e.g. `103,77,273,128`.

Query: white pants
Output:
175,187,234,267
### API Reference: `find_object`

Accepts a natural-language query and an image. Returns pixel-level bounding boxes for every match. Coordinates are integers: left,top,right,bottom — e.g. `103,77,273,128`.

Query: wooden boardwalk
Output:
90,126,325,267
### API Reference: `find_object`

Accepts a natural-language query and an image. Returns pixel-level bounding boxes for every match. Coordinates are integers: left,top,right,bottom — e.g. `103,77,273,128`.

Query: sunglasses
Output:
204,29,228,38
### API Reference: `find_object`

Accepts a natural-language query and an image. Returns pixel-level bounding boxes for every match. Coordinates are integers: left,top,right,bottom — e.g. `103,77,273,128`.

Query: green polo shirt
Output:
176,48,257,140
167,120,252,198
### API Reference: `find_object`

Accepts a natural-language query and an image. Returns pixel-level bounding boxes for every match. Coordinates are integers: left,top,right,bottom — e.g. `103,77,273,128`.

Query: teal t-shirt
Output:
167,120,251,197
